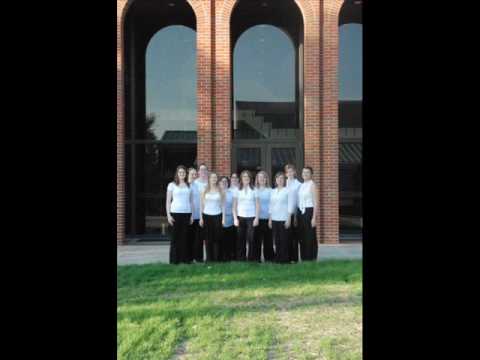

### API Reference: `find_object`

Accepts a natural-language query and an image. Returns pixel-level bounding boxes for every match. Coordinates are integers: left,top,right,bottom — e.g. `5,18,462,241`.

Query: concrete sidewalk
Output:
118,243,362,266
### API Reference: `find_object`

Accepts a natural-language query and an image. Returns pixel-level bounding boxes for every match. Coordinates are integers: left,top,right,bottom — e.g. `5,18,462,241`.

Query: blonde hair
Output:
255,170,270,188
201,172,225,203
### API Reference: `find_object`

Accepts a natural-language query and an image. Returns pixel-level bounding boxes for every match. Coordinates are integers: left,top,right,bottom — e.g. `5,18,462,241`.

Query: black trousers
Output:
298,207,318,261
204,214,222,262
188,219,205,263
253,219,274,262
222,225,236,261
170,213,192,264
288,214,300,262
236,217,255,261
272,220,289,263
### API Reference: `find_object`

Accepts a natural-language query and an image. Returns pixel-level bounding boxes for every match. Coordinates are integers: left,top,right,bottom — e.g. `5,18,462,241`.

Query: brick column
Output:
320,0,343,243
188,0,214,169
117,0,128,245
213,0,237,177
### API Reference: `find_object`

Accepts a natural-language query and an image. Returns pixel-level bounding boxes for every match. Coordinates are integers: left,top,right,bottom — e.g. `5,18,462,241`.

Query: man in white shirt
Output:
191,163,209,262
285,164,302,263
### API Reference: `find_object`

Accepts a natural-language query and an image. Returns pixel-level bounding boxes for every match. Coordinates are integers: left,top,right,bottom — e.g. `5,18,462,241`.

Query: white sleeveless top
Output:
298,180,315,214
167,182,192,214
203,191,222,216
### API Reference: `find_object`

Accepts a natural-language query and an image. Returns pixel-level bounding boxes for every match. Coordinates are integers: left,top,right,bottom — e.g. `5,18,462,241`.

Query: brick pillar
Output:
117,0,128,245
320,0,343,243
213,0,237,177
188,0,214,169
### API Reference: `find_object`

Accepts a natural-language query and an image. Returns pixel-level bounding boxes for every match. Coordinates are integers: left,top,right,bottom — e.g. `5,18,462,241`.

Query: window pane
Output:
141,25,197,140
271,148,296,185
236,148,261,178
233,25,298,140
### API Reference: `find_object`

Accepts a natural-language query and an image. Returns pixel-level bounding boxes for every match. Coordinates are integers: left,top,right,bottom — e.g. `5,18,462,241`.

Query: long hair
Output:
219,175,230,188
187,167,197,184
274,172,286,188
201,172,225,203
238,170,254,191
173,165,189,186
255,170,270,188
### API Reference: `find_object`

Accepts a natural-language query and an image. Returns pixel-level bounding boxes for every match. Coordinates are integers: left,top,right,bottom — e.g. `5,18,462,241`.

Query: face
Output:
231,173,239,187
199,165,208,179
219,178,228,190
209,173,218,186
276,175,285,187
257,173,266,187
241,173,250,185
188,169,197,182
177,168,186,180
286,167,296,178
302,168,312,181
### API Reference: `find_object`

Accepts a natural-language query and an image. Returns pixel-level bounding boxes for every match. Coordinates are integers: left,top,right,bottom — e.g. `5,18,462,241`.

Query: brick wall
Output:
117,0,343,244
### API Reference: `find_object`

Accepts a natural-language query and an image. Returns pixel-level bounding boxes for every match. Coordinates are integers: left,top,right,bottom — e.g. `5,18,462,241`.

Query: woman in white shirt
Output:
268,172,292,263
166,165,194,264
232,170,260,261
285,163,302,263
200,172,225,262
254,171,274,262
297,166,319,261
230,173,239,190
219,176,235,261
191,163,209,262
186,167,198,262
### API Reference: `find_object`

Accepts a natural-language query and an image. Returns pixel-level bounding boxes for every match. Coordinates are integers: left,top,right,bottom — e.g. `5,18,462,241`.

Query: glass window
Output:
233,25,298,140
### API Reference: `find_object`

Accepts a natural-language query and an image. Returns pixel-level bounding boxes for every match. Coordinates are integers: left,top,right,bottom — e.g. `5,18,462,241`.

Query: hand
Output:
285,218,291,229
268,219,272,229
167,215,175,226
234,218,239,227
253,217,259,227
190,216,194,225
222,217,225,227
311,218,316,228
199,218,204,228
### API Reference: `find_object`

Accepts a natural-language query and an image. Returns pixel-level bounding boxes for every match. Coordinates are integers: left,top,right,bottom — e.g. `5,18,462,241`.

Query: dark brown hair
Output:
303,166,313,174
173,165,189,186
219,176,230,188
274,172,286,187
255,170,270,187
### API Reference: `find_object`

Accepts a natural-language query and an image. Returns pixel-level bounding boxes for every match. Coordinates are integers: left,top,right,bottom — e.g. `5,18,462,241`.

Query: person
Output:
268,172,292,263
230,173,239,190
253,171,274,262
165,165,193,264
191,163,209,262
219,176,236,261
232,170,259,261
285,164,302,263
297,167,319,261
186,167,198,262
199,172,224,262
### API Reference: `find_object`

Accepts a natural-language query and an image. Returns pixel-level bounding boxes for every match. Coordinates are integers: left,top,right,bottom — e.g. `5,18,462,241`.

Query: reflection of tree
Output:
145,114,161,195
145,113,158,141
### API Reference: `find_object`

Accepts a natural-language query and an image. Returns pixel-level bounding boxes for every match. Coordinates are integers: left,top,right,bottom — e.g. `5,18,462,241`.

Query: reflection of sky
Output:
339,24,362,100
145,23,362,138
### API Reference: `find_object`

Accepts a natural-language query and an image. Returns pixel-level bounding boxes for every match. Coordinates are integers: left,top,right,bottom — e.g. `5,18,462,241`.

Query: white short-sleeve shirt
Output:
233,186,257,218
167,182,192,214
269,187,291,221
203,191,222,216
286,178,302,215
255,187,272,220
298,180,315,214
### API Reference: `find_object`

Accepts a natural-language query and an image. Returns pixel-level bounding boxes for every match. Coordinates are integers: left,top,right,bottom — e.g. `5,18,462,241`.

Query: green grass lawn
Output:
118,260,362,360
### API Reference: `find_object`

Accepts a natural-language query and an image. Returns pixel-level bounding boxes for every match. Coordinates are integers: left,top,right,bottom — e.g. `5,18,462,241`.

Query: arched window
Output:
339,0,362,240
124,1,196,239
231,0,303,183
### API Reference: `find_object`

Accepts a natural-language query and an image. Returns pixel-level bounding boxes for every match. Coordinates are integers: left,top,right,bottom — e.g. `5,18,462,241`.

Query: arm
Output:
232,197,239,227
253,197,260,227
166,187,174,226
268,196,273,229
199,192,205,227
311,182,318,228
189,189,194,224
222,192,226,226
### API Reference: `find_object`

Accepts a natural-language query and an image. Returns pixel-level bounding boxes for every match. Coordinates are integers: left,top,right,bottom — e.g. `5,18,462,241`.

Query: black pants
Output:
253,219,274,262
222,225,236,261
298,207,318,261
204,214,222,262
288,214,300,262
272,220,289,263
188,219,205,263
170,213,191,264
236,217,254,261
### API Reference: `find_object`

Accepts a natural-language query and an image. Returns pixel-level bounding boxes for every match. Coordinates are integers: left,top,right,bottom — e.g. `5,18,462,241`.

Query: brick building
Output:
117,0,362,245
